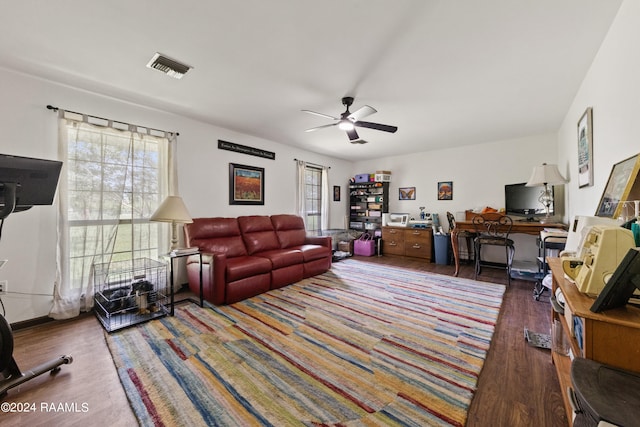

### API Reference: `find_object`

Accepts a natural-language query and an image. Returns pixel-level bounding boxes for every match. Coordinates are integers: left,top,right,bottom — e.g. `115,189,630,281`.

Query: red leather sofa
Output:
183,214,332,305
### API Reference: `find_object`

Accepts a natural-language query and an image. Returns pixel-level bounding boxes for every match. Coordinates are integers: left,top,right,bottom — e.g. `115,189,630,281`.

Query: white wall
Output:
353,133,558,222
353,134,559,262
558,0,640,221
0,67,352,323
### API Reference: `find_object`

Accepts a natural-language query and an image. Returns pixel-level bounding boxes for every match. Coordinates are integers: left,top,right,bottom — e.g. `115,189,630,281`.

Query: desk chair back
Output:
448,211,476,262
472,213,515,285
472,213,513,240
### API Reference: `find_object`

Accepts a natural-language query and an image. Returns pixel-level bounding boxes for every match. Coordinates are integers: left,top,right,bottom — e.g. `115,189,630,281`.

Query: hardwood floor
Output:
2,257,567,426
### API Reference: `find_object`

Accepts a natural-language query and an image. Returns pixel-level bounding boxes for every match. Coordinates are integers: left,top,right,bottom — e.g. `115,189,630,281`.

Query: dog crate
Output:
93,258,168,332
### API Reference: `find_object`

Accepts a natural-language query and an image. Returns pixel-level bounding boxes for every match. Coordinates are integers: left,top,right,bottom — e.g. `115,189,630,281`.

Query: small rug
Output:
105,259,505,426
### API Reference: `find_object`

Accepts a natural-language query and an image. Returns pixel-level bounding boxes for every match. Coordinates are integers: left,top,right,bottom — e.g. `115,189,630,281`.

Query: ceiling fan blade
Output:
348,105,377,122
346,128,360,141
305,123,338,133
354,121,398,133
350,139,368,144
301,109,338,120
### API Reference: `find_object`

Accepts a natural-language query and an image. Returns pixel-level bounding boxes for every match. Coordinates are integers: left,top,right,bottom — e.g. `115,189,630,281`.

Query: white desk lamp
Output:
150,196,193,250
525,163,567,224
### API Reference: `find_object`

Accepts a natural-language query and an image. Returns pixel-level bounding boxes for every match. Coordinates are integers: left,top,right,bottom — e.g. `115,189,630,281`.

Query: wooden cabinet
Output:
348,182,389,232
382,226,432,261
549,258,640,426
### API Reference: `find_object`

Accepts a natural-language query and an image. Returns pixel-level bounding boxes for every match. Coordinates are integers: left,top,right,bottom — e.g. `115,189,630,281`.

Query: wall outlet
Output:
0,280,6,295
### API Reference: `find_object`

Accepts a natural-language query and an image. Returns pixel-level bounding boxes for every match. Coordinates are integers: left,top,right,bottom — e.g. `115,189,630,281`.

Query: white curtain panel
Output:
321,166,330,231
50,114,173,319
295,159,306,224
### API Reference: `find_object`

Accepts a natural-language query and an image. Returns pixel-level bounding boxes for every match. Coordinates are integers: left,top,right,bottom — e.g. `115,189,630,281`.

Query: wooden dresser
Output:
382,226,432,261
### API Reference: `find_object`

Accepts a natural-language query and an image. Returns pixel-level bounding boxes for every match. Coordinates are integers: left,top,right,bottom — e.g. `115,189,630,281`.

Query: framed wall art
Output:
595,154,640,218
438,181,453,200
399,187,416,200
577,107,593,188
333,185,341,202
229,163,265,205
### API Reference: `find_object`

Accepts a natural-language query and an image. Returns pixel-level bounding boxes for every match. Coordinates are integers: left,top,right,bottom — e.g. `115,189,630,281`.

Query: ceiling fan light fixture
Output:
338,120,355,131
146,53,192,79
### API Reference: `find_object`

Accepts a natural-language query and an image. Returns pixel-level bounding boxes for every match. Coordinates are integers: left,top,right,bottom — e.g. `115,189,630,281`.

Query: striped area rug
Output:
105,259,505,426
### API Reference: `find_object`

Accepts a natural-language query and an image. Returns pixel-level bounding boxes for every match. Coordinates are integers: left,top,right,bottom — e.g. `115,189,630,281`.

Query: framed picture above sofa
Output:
229,163,265,205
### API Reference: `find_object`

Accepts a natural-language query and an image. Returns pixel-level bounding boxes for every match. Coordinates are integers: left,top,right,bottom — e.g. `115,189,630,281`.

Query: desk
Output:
451,220,566,276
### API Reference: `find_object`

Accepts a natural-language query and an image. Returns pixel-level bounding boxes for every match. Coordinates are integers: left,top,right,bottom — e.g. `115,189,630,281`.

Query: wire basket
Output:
93,258,168,332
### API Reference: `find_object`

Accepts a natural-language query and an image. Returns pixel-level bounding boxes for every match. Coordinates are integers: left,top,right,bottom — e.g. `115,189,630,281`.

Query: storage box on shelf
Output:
93,258,168,332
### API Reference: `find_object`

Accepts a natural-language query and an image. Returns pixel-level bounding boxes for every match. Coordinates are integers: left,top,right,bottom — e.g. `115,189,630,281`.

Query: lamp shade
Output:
149,196,193,223
525,163,567,187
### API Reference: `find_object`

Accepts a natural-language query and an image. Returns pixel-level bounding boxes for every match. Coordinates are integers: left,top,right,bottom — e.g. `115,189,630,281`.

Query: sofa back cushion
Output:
271,214,307,248
238,215,281,254
184,217,248,257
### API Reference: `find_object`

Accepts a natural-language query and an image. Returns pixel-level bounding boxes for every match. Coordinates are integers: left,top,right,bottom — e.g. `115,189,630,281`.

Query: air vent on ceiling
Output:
146,53,192,79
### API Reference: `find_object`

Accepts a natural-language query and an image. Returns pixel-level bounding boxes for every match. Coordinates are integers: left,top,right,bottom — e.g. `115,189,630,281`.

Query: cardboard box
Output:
338,240,353,254
375,173,391,182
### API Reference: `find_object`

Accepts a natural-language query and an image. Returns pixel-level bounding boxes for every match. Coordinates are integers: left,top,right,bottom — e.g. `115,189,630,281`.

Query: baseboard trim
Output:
10,311,94,331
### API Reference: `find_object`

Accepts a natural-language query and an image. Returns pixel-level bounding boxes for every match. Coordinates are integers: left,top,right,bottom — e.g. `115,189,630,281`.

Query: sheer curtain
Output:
50,112,175,319
321,166,330,231
295,159,307,222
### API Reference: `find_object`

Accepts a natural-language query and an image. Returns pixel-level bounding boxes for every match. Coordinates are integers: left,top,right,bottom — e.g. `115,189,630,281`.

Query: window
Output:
304,165,322,234
64,120,169,288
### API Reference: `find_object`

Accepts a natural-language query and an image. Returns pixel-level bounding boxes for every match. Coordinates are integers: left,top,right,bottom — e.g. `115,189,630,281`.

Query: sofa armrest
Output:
186,251,227,305
305,235,332,249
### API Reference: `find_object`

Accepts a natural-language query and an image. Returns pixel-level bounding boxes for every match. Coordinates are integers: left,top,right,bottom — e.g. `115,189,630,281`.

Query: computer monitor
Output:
591,248,640,312
0,154,63,219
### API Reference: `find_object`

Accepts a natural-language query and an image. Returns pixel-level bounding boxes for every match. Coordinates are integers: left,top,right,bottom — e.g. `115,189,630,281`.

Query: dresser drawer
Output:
406,229,431,241
404,238,431,259
383,238,405,256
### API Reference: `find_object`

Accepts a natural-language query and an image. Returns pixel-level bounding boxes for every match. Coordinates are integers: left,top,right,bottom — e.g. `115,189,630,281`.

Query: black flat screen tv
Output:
505,182,552,221
0,154,63,218
591,248,640,313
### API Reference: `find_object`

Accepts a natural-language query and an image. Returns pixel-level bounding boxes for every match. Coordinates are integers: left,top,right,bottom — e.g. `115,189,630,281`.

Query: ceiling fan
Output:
302,97,398,144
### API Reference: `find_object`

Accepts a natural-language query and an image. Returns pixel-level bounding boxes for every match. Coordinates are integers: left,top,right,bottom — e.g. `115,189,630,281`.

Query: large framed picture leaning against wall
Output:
596,154,640,219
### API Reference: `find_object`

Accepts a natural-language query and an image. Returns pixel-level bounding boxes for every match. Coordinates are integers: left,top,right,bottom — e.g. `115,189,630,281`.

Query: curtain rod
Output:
293,158,330,169
46,105,179,136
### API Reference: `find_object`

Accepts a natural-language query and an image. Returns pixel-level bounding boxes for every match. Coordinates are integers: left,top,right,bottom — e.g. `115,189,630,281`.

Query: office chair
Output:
472,213,515,285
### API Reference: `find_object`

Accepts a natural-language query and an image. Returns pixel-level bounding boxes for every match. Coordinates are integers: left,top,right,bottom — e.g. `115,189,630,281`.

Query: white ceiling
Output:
0,1,622,161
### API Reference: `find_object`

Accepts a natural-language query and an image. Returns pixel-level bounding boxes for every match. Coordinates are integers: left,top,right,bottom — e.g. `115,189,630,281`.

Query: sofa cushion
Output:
255,248,303,269
271,214,307,248
185,218,247,258
238,215,281,254
226,256,272,282
296,244,332,262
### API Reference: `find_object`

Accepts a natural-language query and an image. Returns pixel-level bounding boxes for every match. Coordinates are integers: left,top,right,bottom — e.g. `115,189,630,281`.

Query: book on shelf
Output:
170,247,199,256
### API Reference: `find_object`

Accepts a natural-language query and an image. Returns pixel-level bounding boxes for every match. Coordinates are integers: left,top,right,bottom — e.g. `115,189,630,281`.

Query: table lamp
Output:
150,196,193,250
525,163,567,224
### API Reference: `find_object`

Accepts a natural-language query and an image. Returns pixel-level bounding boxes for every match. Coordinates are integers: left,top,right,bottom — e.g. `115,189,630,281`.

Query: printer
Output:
561,225,636,296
